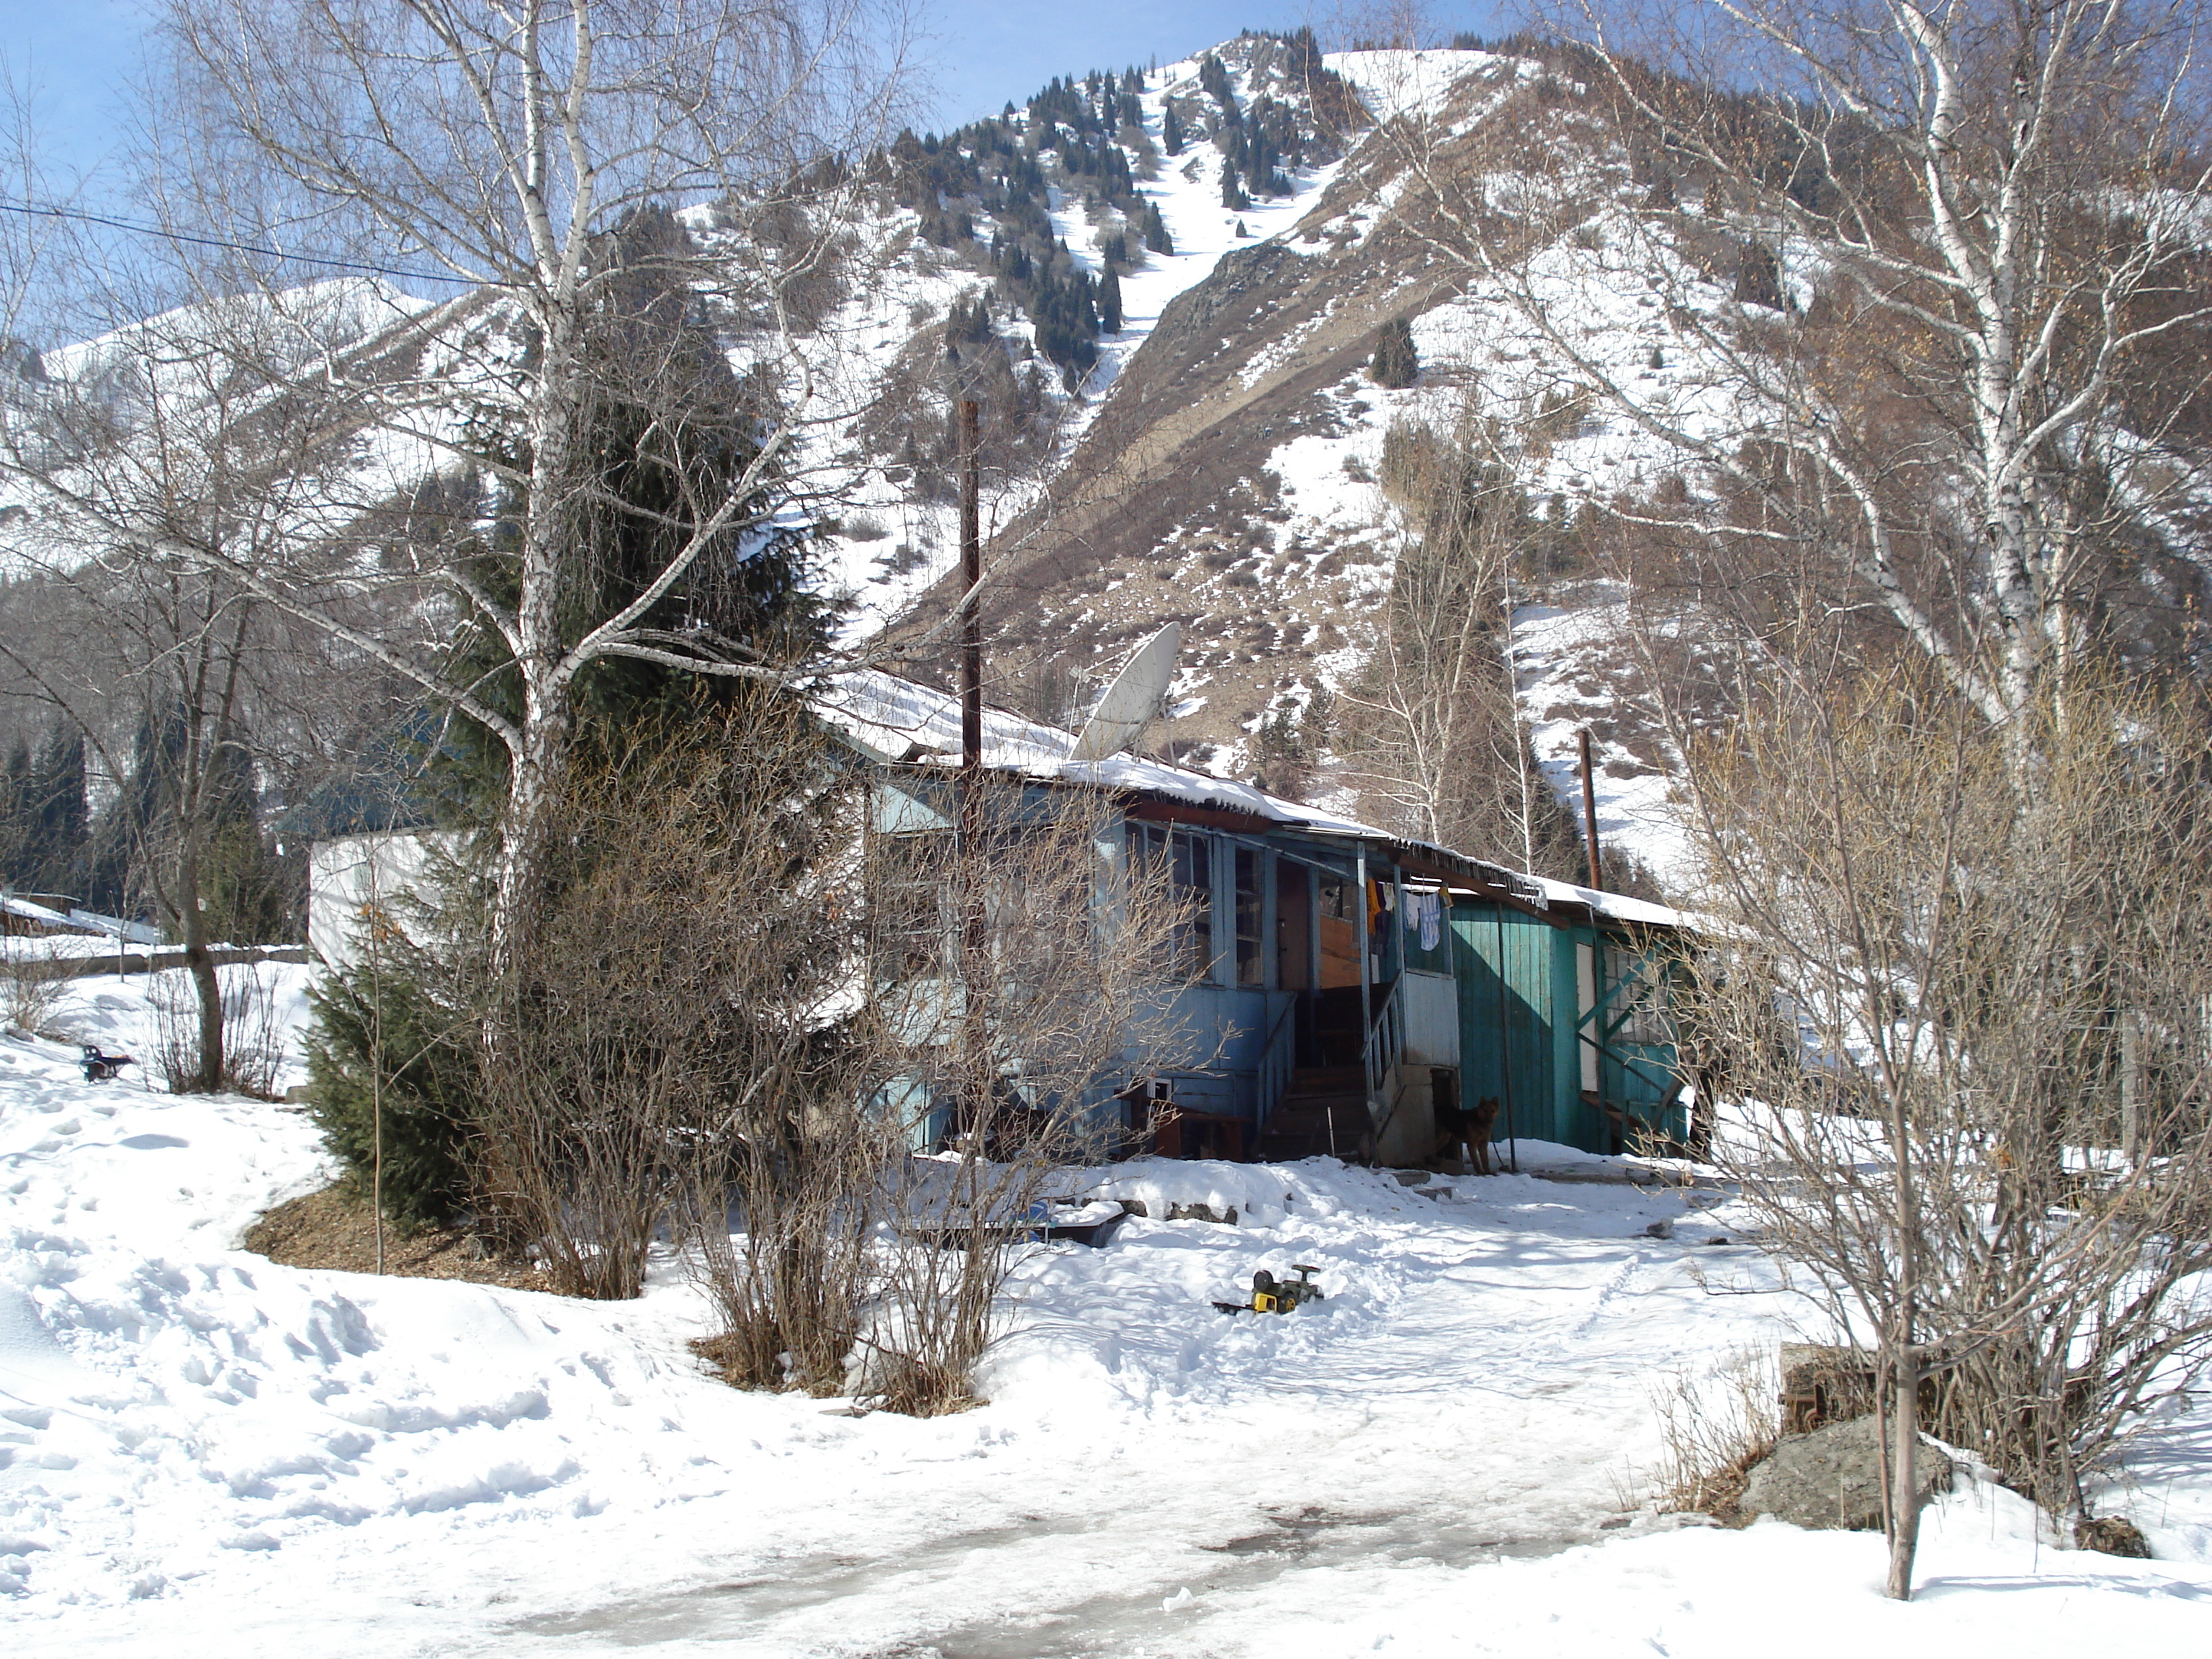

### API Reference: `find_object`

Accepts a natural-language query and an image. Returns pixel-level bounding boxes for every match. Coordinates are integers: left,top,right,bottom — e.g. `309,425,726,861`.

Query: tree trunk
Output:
491,302,583,970
177,826,224,1092
492,692,570,971
1885,1349,1922,1599
1883,1071,1923,1599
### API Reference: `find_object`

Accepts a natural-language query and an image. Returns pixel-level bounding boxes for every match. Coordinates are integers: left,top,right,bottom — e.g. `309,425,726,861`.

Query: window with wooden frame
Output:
1233,846,1264,986
1601,942,1673,1046
1129,822,1215,979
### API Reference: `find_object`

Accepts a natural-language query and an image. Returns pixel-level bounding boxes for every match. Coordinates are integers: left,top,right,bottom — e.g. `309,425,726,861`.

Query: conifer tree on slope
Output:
1369,316,1419,389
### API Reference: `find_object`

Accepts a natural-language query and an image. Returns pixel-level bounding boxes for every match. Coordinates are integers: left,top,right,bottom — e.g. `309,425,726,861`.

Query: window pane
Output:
1235,848,1264,986
1178,830,1213,977
1604,944,1671,1044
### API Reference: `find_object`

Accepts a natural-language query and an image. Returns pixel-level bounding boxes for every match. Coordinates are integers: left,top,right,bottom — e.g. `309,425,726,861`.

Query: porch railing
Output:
1364,974,1406,1144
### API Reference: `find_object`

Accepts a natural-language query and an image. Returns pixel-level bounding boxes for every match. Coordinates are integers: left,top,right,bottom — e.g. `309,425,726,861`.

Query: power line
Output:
0,199,470,287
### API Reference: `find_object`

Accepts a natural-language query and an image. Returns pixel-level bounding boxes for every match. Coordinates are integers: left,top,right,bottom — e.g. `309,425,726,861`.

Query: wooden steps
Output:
1256,1065,1373,1163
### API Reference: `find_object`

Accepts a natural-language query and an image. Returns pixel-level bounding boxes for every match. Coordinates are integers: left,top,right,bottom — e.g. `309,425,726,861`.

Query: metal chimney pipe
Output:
1578,727,1602,891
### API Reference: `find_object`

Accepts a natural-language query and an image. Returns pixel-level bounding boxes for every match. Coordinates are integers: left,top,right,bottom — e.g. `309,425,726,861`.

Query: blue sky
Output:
1,0,147,189
0,0,1529,243
922,2,1497,129
3,2,1506,181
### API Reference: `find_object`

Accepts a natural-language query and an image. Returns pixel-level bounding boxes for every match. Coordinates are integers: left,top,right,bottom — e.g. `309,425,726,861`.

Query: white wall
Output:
306,831,467,974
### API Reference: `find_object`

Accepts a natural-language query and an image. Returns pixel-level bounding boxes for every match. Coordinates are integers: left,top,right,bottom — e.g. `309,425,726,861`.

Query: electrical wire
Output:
0,198,469,286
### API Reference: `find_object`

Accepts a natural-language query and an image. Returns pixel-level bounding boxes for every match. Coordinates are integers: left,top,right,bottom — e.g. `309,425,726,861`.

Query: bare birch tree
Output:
0,1,916,962
1389,1,2212,734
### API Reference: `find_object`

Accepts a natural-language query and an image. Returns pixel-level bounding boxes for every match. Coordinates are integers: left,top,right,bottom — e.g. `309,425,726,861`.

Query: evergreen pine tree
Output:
1369,315,1419,388
197,739,290,945
24,728,87,899
1142,200,1174,255
1233,217,1249,238
0,737,30,889
1222,172,1250,210
1161,102,1183,156
1100,266,1123,333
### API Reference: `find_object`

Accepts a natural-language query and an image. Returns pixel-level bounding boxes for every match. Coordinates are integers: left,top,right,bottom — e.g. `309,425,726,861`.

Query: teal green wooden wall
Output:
1451,904,1682,1154
1452,907,1579,1146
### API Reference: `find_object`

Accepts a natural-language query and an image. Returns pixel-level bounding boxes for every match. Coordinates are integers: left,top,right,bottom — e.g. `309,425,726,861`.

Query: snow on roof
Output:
65,907,167,948
1,894,96,933
816,670,1686,930
1515,874,1681,930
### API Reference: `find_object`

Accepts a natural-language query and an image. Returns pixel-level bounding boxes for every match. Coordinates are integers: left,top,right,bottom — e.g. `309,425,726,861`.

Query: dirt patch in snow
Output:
244,1179,551,1292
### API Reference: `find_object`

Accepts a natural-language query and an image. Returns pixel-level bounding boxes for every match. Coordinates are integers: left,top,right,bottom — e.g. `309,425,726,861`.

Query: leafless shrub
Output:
475,701,871,1308
146,960,287,1097
148,971,207,1093
0,955,68,1034
1651,1348,1780,1523
1676,662,2212,1590
859,776,1215,1413
217,962,287,1098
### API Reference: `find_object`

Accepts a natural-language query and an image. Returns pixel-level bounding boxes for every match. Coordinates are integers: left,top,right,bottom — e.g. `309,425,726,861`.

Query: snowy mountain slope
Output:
14,35,2206,894
871,42,1750,871
6,972,2210,1655
1,37,1702,881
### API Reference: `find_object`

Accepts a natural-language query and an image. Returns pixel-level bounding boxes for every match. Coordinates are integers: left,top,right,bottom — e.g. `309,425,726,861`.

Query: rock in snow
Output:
1742,1416,1956,1532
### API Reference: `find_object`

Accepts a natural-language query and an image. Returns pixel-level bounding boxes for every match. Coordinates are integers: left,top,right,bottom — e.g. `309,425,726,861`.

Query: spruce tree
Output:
24,728,88,900
1369,315,1419,388
0,738,30,889
1161,102,1183,156
1142,200,1174,256
1100,266,1123,333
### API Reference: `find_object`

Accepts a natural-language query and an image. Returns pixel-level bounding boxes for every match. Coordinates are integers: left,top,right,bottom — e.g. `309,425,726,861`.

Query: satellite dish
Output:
1070,623,1181,761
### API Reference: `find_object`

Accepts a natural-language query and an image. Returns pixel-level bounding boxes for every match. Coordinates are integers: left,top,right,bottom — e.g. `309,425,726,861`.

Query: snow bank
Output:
4,966,2206,1655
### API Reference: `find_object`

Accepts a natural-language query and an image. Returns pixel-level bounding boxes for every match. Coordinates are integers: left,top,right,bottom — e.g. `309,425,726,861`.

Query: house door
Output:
1311,866,1364,1066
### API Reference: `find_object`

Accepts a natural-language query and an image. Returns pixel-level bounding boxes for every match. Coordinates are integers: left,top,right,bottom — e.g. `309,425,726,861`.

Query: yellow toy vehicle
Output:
1214,1264,1325,1316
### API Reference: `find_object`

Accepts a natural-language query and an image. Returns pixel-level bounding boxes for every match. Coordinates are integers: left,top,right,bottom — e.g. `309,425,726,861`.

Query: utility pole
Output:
959,399,981,774
956,399,986,1151
1578,727,1601,891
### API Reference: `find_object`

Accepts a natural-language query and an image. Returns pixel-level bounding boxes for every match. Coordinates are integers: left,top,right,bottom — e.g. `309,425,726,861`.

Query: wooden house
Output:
822,673,1692,1166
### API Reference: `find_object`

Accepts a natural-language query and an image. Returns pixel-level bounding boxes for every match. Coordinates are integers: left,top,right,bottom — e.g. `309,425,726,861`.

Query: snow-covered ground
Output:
6,967,2211,1655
